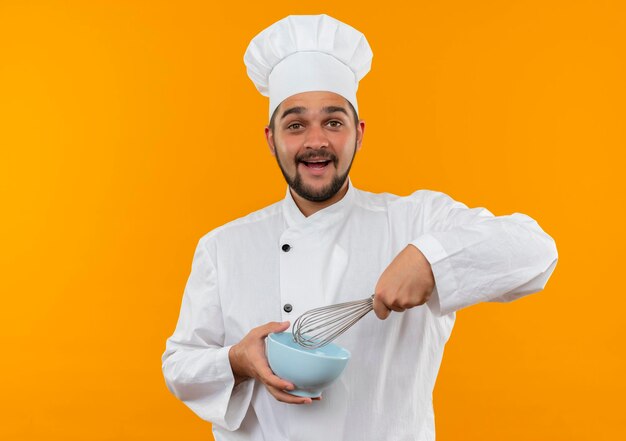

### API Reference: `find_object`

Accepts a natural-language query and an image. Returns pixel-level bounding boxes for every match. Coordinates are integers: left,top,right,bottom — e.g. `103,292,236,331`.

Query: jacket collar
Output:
282,178,356,231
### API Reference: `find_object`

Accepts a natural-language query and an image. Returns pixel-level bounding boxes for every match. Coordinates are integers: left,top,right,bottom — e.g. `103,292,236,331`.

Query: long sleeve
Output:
410,191,558,316
161,237,254,431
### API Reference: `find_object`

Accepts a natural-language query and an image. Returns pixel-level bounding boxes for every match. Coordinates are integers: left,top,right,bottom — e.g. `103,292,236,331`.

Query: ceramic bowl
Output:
266,332,351,398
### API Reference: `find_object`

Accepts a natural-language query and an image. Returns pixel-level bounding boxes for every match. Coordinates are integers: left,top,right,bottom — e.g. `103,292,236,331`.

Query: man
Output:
162,14,558,441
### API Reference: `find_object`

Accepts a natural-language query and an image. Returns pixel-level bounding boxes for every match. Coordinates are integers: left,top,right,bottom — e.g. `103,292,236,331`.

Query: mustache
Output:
296,150,338,164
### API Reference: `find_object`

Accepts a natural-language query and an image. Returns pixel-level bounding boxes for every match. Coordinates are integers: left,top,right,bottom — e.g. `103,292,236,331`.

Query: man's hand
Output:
228,321,316,404
373,245,435,320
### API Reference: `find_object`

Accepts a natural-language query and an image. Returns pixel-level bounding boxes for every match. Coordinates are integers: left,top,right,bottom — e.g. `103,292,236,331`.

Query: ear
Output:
355,120,366,152
264,126,276,156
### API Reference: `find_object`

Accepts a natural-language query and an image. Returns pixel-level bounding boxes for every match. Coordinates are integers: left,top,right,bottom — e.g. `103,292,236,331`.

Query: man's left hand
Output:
373,245,435,319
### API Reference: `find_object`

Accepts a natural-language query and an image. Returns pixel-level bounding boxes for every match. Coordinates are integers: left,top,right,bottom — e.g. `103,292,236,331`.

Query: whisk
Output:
292,295,375,349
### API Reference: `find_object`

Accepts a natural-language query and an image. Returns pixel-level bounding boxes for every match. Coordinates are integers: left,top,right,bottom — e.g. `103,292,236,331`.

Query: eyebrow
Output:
280,106,306,120
280,105,349,120
322,106,349,117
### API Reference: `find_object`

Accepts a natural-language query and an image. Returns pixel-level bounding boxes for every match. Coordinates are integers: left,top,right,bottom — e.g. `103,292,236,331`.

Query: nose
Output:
303,125,329,149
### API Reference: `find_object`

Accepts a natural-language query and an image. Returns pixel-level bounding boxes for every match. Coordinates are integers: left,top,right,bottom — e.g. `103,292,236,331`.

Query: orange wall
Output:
1,1,624,439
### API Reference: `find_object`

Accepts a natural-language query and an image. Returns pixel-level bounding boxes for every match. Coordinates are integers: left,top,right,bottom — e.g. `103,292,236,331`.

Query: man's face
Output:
265,91,365,202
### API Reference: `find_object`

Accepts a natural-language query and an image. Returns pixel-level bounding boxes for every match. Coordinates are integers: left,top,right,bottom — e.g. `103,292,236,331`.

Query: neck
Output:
290,181,350,217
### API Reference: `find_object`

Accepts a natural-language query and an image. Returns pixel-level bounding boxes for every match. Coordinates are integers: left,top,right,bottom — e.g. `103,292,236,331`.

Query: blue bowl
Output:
266,332,351,398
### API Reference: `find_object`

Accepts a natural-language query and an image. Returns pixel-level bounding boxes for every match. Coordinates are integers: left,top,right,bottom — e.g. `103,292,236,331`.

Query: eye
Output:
287,122,303,130
327,120,343,128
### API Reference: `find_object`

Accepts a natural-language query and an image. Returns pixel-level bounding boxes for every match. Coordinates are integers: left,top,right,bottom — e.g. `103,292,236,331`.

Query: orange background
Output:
1,1,624,440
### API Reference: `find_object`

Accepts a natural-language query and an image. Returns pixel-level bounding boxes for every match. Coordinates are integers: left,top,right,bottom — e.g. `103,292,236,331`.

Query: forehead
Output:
279,91,349,115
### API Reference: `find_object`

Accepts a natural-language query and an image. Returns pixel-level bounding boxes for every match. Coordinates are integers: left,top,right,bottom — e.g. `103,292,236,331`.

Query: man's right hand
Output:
228,321,316,405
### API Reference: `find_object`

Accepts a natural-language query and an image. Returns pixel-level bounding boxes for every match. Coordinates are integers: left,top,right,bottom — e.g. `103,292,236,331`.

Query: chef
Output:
162,14,558,441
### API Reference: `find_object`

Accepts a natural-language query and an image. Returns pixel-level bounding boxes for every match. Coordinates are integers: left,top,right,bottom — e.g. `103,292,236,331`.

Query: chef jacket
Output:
162,183,558,441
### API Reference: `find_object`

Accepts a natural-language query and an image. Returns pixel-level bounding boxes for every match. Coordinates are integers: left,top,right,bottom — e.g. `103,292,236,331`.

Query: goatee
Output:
275,144,357,202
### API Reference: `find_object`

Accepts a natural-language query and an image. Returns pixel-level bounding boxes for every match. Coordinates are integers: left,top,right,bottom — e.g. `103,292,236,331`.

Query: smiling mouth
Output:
302,159,332,169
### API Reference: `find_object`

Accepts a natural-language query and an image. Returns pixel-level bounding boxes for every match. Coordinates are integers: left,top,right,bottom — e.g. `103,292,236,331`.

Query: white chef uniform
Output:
162,183,558,441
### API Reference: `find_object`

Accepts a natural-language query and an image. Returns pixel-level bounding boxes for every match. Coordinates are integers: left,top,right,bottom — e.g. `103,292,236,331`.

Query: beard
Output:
274,142,358,202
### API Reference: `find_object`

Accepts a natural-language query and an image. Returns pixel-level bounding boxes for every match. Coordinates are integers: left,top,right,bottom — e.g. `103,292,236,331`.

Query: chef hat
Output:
244,14,373,120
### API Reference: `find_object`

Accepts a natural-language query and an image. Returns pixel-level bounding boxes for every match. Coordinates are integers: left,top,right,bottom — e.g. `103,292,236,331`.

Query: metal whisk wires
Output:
292,295,374,349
